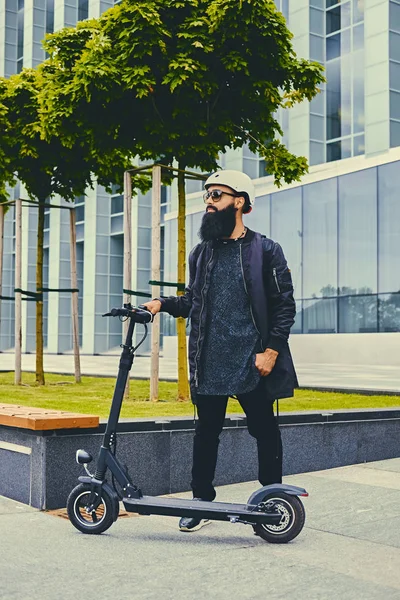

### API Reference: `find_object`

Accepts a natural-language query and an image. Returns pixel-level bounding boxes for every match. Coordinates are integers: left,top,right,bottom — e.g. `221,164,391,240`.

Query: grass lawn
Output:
0,371,399,419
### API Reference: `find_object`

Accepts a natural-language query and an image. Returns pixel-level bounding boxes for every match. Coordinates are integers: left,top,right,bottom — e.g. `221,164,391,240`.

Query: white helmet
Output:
205,169,255,213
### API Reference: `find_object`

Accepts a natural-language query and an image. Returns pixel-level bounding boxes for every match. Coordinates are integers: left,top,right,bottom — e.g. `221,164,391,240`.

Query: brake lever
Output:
137,305,155,323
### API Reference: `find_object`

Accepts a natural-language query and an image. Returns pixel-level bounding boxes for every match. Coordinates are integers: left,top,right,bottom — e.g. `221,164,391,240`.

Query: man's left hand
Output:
255,348,279,376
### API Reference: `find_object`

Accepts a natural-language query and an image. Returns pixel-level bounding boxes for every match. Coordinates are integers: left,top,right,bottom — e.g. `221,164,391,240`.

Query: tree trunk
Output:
36,199,45,385
150,165,161,402
0,204,4,335
69,208,81,383
15,199,22,385
123,170,132,399
176,164,190,402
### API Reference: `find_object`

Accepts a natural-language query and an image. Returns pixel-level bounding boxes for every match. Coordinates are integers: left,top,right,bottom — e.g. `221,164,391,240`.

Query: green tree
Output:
0,79,16,204
2,67,150,384
39,0,325,400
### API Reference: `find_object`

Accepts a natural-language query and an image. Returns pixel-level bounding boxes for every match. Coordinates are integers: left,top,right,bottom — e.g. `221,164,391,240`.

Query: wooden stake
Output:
123,171,132,398
150,165,161,402
14,198,22,385
176,166,190,402
0,204,4,335
69,208,81,383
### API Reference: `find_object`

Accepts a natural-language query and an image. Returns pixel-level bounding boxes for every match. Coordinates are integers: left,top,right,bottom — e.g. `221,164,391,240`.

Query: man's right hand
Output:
141,299,162,315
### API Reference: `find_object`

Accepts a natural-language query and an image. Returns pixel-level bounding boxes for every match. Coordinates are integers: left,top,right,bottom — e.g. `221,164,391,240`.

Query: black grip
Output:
134,307,153,324
102,306,153,323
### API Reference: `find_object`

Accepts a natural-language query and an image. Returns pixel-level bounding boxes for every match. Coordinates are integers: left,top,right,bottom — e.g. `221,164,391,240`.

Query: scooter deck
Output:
123,495,282,525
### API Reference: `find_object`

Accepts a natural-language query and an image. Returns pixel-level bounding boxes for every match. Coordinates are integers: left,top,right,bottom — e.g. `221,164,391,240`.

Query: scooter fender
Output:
246,483,308,508
78,476,120,522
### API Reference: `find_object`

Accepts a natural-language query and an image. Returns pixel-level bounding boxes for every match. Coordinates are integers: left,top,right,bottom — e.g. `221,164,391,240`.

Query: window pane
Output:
242,158,259,179
292,301,303,334
341,55,352,136
327,140,341,161
303,298,337,333
353,0,364,23
338,168,377,295
303,178,338,299
341,27,351,54
390,120,400,146
270,188,302,299
339,295,378,332
390,1,400,33
310,8,324,34
310,89,325,115
389,31,400,62
378,293,400,332
111,195,123,214
327,59,341,139
310,114,325,140
310,34,324,61
390,91,400,120
75,204,85,222
353,134,365,155
327,6,341,34
326,33,341,60
353,51,365,133
310,141,325,165
390,60,400,91
378,161,400,293
353,23,364,51
342,136,352,157
341,1,351,28
244,194,270,237
111,215,123,234
78,0,88,20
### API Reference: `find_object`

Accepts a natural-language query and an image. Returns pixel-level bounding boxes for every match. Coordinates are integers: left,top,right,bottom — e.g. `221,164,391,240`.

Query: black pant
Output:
191,380,282,501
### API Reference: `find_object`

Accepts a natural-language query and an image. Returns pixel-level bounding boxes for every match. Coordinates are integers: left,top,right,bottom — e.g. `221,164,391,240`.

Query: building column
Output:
81,184,97,354
20,189,38,353
53,0,65,32
288,0,310,161
0,195,15,350
364,0,390,155
46,197,62,353
46,197,72,353
0,0,7,77
89,0,113,19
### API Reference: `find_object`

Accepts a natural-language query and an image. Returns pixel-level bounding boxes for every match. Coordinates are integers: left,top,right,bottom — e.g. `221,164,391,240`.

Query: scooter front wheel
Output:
252,492,305,544
67,483,116,534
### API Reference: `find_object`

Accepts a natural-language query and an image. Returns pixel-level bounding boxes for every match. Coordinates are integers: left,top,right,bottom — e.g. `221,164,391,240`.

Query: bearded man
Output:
143,169,298,532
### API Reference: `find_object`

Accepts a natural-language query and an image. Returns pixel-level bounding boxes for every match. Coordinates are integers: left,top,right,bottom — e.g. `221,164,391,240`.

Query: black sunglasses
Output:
203,189,238,203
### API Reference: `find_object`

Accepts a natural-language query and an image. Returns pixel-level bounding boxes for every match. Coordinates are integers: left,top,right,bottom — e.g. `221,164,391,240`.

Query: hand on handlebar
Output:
141,299,162,315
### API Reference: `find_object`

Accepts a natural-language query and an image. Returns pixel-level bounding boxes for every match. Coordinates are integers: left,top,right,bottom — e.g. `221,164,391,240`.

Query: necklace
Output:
222,226,247,243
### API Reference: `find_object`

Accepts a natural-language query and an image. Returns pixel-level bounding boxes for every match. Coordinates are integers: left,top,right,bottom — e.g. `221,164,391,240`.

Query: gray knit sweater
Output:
196,237,262,396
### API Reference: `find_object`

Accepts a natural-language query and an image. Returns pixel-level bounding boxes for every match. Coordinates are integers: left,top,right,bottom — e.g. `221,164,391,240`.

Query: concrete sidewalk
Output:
1,351,400,394
1,458,400,600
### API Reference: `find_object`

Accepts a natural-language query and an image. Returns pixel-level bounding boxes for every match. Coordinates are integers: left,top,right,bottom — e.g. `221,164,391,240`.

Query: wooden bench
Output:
0,404,99,431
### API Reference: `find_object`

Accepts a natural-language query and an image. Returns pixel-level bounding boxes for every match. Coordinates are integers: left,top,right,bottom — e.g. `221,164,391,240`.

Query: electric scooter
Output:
67,304,308,544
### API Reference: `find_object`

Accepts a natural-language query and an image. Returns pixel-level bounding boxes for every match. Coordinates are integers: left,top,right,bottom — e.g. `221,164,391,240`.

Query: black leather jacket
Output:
159,228,299,404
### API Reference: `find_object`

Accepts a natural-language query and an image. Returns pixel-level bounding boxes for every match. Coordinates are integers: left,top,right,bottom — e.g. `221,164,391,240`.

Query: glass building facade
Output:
0,0,400,356
163,157,400,339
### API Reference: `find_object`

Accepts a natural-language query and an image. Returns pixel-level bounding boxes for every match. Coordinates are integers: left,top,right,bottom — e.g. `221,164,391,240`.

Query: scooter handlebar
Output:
102,306,153,324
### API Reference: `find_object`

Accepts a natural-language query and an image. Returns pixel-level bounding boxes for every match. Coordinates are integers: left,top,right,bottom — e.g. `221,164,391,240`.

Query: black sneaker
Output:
179,516,211,532
179,498,211,532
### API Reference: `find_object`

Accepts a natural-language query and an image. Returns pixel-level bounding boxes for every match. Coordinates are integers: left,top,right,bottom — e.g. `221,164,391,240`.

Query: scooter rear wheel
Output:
67,483,115,535
252,492,305,544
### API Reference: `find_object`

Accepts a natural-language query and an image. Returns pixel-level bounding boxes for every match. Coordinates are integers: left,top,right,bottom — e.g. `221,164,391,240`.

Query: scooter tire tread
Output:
252,492,305,544
67,483,115,535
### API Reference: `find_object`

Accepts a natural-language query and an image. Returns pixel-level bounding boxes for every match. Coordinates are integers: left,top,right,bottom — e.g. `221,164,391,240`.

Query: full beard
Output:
198,203,238,242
